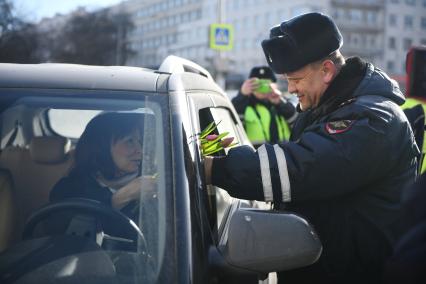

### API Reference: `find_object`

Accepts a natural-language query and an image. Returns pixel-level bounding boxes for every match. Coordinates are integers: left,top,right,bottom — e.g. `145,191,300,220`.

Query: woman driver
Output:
49,112,156,220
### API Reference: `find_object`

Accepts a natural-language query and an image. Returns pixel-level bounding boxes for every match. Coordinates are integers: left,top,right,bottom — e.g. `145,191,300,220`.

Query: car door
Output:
186,91,274,283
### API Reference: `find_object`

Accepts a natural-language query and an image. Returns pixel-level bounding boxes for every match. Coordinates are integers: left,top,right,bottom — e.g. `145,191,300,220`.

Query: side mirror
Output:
220,208,322,273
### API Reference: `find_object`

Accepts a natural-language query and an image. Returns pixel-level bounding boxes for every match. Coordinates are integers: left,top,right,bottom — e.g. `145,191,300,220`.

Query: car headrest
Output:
30,136,71,164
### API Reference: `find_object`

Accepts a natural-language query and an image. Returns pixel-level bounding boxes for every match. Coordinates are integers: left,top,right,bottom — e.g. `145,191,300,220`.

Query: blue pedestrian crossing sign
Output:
209,24,234,51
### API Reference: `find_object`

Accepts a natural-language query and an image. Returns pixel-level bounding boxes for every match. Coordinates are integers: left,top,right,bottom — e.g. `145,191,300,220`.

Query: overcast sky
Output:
13,0,124,22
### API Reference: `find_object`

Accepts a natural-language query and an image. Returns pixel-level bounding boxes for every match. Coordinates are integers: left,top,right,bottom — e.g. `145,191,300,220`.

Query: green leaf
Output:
202,141,221,152
203,146,225,156
202,141,222,154
200,121,216,139
202,133,229,151
200,120,222,139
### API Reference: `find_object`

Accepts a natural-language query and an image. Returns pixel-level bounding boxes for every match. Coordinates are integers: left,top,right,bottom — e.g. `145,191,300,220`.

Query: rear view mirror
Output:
222,209,322,273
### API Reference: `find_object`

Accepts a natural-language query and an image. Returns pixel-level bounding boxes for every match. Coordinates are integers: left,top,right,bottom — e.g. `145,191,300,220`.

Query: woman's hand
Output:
111,175,157,209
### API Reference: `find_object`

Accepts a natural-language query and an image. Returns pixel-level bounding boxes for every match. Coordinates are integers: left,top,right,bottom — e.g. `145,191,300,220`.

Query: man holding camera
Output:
206,12,419,283
232,66,297,148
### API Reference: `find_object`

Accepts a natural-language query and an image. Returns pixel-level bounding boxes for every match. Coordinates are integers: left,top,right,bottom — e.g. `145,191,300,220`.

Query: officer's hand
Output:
240,78,259,96
267,83,283,105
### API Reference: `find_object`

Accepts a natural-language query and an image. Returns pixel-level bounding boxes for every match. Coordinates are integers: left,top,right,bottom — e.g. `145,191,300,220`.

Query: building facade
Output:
384,0,426,82
115,0,425,86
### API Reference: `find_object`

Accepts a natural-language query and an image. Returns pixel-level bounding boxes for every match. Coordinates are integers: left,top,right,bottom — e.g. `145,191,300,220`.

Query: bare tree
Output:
0,2,135,65
48,9,135,65
0,0,40,63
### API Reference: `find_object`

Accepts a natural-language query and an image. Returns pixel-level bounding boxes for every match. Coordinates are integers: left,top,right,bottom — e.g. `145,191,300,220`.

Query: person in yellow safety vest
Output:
231,66,297,148
402,97,426,173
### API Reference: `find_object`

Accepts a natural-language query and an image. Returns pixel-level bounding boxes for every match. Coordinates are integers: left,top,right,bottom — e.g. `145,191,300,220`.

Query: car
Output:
0,56,322,284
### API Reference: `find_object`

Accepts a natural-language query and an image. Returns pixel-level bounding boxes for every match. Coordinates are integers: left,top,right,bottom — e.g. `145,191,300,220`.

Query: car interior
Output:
0,105,76,252
0,93,167,283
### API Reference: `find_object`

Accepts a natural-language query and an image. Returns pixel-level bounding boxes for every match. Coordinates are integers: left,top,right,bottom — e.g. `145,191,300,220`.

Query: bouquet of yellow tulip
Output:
197,121,238,156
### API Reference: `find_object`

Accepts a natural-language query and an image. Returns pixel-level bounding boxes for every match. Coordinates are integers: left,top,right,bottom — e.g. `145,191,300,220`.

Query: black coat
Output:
50,174,113,205
384,173,426,284
211,58,419,283
49,174,138,235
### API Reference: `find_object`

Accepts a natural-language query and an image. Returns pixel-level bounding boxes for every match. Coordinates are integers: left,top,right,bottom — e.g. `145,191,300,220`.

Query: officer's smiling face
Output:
284,63,330,111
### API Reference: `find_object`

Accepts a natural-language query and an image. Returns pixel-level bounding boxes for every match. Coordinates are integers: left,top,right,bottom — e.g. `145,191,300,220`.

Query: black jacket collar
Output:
291,57,367,139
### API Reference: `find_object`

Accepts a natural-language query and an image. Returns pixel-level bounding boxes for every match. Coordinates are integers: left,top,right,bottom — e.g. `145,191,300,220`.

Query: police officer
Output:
232,66,297,147
402,98,425,173
205,12,419,283
401,47,426,174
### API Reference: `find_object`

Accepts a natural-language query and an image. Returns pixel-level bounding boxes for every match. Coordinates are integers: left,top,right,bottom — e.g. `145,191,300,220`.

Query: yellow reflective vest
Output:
244,103,291,146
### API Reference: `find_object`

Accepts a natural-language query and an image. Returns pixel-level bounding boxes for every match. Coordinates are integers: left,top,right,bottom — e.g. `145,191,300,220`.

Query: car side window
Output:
199,107,240,235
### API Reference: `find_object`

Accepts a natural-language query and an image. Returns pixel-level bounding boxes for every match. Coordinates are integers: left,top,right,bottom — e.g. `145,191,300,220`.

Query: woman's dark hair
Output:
71,112,144,179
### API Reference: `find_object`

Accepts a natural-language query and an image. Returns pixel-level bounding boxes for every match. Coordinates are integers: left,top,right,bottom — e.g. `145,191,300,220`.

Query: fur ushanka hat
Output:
261,12,343,74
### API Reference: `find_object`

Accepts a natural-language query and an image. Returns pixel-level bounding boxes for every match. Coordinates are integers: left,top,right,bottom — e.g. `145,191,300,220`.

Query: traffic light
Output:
406,46,426,99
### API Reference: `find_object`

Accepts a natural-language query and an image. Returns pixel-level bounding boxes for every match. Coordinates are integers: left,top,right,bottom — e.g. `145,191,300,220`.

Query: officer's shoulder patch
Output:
325,120,354,134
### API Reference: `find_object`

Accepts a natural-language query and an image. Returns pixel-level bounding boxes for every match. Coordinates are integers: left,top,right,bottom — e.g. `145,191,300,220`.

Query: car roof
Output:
0,63,163,92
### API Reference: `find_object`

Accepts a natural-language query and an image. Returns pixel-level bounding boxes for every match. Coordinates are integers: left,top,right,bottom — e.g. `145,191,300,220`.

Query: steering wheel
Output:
22,198,148,253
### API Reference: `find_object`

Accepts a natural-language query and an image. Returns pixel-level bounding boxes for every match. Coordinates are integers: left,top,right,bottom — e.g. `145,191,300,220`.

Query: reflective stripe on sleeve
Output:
273,145,291,202
257,145,273,202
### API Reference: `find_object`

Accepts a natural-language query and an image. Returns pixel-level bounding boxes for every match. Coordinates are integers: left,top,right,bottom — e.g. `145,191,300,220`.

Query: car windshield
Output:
0,90,171,283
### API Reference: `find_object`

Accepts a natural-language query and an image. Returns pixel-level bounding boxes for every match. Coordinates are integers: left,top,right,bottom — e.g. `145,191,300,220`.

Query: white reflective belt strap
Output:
273,144,291,202
257,145,273,202
286,111,298,124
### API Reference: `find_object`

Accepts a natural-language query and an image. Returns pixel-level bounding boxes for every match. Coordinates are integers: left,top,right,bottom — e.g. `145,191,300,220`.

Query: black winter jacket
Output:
211,58,419,283
49,174,138,236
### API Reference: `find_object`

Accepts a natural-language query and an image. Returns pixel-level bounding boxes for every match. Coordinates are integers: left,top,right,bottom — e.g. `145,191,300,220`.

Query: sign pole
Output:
216,0,225,89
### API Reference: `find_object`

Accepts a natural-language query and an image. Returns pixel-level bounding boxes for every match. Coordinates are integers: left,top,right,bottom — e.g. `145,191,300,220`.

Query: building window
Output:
403,38,413,50
370,36,376,47
404,15,414,29
387,61,395,72
333,8,344,20
390,0,399,3
352,34,359,46
366,11,377,24
421,17,426,29
405,0,416,5
389,37,396,49
350,9,362,22
423,0,426,7
389,14,397,26
243,17,249,29
361,35,367,46
233,0,239,10
242,40,248,50
421,39,426,45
